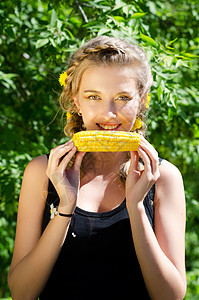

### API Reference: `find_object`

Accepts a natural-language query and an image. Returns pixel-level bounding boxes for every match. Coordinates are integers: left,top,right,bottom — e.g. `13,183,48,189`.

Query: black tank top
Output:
39,155,158,300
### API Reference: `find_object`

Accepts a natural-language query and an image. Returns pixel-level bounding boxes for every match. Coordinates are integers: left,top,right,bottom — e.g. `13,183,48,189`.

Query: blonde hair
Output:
59,35,153,182
59,35,153,136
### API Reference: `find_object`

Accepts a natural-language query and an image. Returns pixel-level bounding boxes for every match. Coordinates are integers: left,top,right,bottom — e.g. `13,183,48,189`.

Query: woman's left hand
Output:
125,136,160,206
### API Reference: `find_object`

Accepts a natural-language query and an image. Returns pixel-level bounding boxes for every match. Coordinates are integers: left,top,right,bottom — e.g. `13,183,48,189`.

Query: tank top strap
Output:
143,157,164,228
143,183,155,228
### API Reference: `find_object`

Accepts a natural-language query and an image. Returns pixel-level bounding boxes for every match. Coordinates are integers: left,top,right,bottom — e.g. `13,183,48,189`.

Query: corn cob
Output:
72,130,141,152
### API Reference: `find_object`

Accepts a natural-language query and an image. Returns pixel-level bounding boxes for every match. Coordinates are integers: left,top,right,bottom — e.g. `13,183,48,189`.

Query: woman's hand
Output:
125,136,160,206
46,139,85,214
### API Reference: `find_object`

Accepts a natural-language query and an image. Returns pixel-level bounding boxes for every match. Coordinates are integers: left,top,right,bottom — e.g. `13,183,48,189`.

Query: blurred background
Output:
0,0,198,298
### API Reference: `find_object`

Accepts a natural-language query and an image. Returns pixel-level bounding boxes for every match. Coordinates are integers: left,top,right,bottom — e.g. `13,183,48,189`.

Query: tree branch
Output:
75,0,88,23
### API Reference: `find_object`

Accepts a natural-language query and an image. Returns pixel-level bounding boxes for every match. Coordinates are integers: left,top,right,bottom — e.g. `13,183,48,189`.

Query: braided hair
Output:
59,35,153,137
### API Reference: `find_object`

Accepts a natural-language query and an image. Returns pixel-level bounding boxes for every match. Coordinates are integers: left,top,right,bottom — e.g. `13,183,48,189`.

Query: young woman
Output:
8,36,186,299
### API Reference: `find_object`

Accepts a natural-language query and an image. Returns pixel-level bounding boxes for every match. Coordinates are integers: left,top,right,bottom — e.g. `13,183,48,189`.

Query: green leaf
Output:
168,107,174,122
140,32,157,47
163,56,173,68
112,0,127,11
169,94,177,109
180,52,198,58
57,19,63,30
176,59,189,68
36,38,49,49
178,109,190,124
66,29,74,40
166,38,178,47
50,9,57,27
87,1,110,10
157,85,162,101
113,16,125,22
97,27,111,36
123,5,129,17
130,12,147,19
147,1,157,14
49,38,56,47
0,72,18,80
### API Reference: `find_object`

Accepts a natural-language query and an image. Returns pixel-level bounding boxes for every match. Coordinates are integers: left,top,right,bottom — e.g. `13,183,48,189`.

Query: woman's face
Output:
74,65,141,132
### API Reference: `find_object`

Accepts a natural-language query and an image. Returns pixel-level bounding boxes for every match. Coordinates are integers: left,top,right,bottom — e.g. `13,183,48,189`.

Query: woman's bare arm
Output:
128,160,186,299
8,140,85,300
7,155,72,300
126,138,186,300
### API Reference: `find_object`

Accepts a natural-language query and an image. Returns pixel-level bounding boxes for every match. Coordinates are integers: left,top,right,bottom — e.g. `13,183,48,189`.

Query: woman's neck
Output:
81,151,128,179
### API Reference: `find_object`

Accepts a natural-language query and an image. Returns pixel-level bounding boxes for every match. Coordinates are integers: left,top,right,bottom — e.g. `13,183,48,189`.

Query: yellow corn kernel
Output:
72,130,141,152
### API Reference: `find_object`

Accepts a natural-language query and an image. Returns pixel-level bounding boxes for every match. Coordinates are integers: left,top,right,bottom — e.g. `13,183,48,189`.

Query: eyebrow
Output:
83,89,133,95
83,89,102,93
117,91,133,95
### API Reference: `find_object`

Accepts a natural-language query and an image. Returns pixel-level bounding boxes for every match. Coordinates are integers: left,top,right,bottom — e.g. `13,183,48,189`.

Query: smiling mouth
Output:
96,123,121,130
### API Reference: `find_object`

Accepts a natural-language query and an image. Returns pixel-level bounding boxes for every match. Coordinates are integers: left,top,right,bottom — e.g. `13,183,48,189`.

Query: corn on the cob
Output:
72,130,141,152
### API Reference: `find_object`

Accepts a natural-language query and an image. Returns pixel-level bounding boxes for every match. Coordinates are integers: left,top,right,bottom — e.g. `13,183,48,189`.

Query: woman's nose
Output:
100,102,117,120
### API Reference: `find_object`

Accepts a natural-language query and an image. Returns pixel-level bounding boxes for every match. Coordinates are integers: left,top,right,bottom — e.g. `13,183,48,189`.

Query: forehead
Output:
79,65,139,93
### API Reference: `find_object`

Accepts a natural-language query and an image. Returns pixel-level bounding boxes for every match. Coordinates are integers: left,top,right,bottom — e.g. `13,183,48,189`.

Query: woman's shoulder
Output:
22,154,49,193
155,158,185,204
25,154,48,175
158,159,183,181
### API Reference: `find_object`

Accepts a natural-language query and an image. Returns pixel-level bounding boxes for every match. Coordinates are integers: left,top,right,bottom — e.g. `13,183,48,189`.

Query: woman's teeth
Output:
98,124,119,130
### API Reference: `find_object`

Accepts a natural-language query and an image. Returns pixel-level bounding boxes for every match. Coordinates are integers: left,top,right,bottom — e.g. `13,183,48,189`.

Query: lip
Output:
96,123,121,131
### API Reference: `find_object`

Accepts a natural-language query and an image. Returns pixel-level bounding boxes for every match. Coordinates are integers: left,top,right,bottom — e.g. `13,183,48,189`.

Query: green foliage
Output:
0,0,198,298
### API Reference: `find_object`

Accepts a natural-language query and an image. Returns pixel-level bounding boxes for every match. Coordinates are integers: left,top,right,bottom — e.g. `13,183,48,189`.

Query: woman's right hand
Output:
46,139,86,214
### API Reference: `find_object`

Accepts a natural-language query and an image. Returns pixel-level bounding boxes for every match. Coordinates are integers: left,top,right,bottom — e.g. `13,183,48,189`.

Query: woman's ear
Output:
73,95,80,110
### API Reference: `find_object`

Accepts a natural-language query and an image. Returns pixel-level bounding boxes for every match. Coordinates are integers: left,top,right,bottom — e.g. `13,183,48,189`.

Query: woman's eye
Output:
87,95,101,100
117,96,131,101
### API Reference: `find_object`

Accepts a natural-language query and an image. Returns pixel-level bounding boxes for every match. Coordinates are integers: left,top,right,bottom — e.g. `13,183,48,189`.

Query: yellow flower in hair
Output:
66,111,72,121
59,71,68,87
131,117,143,131
145,93,151,109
